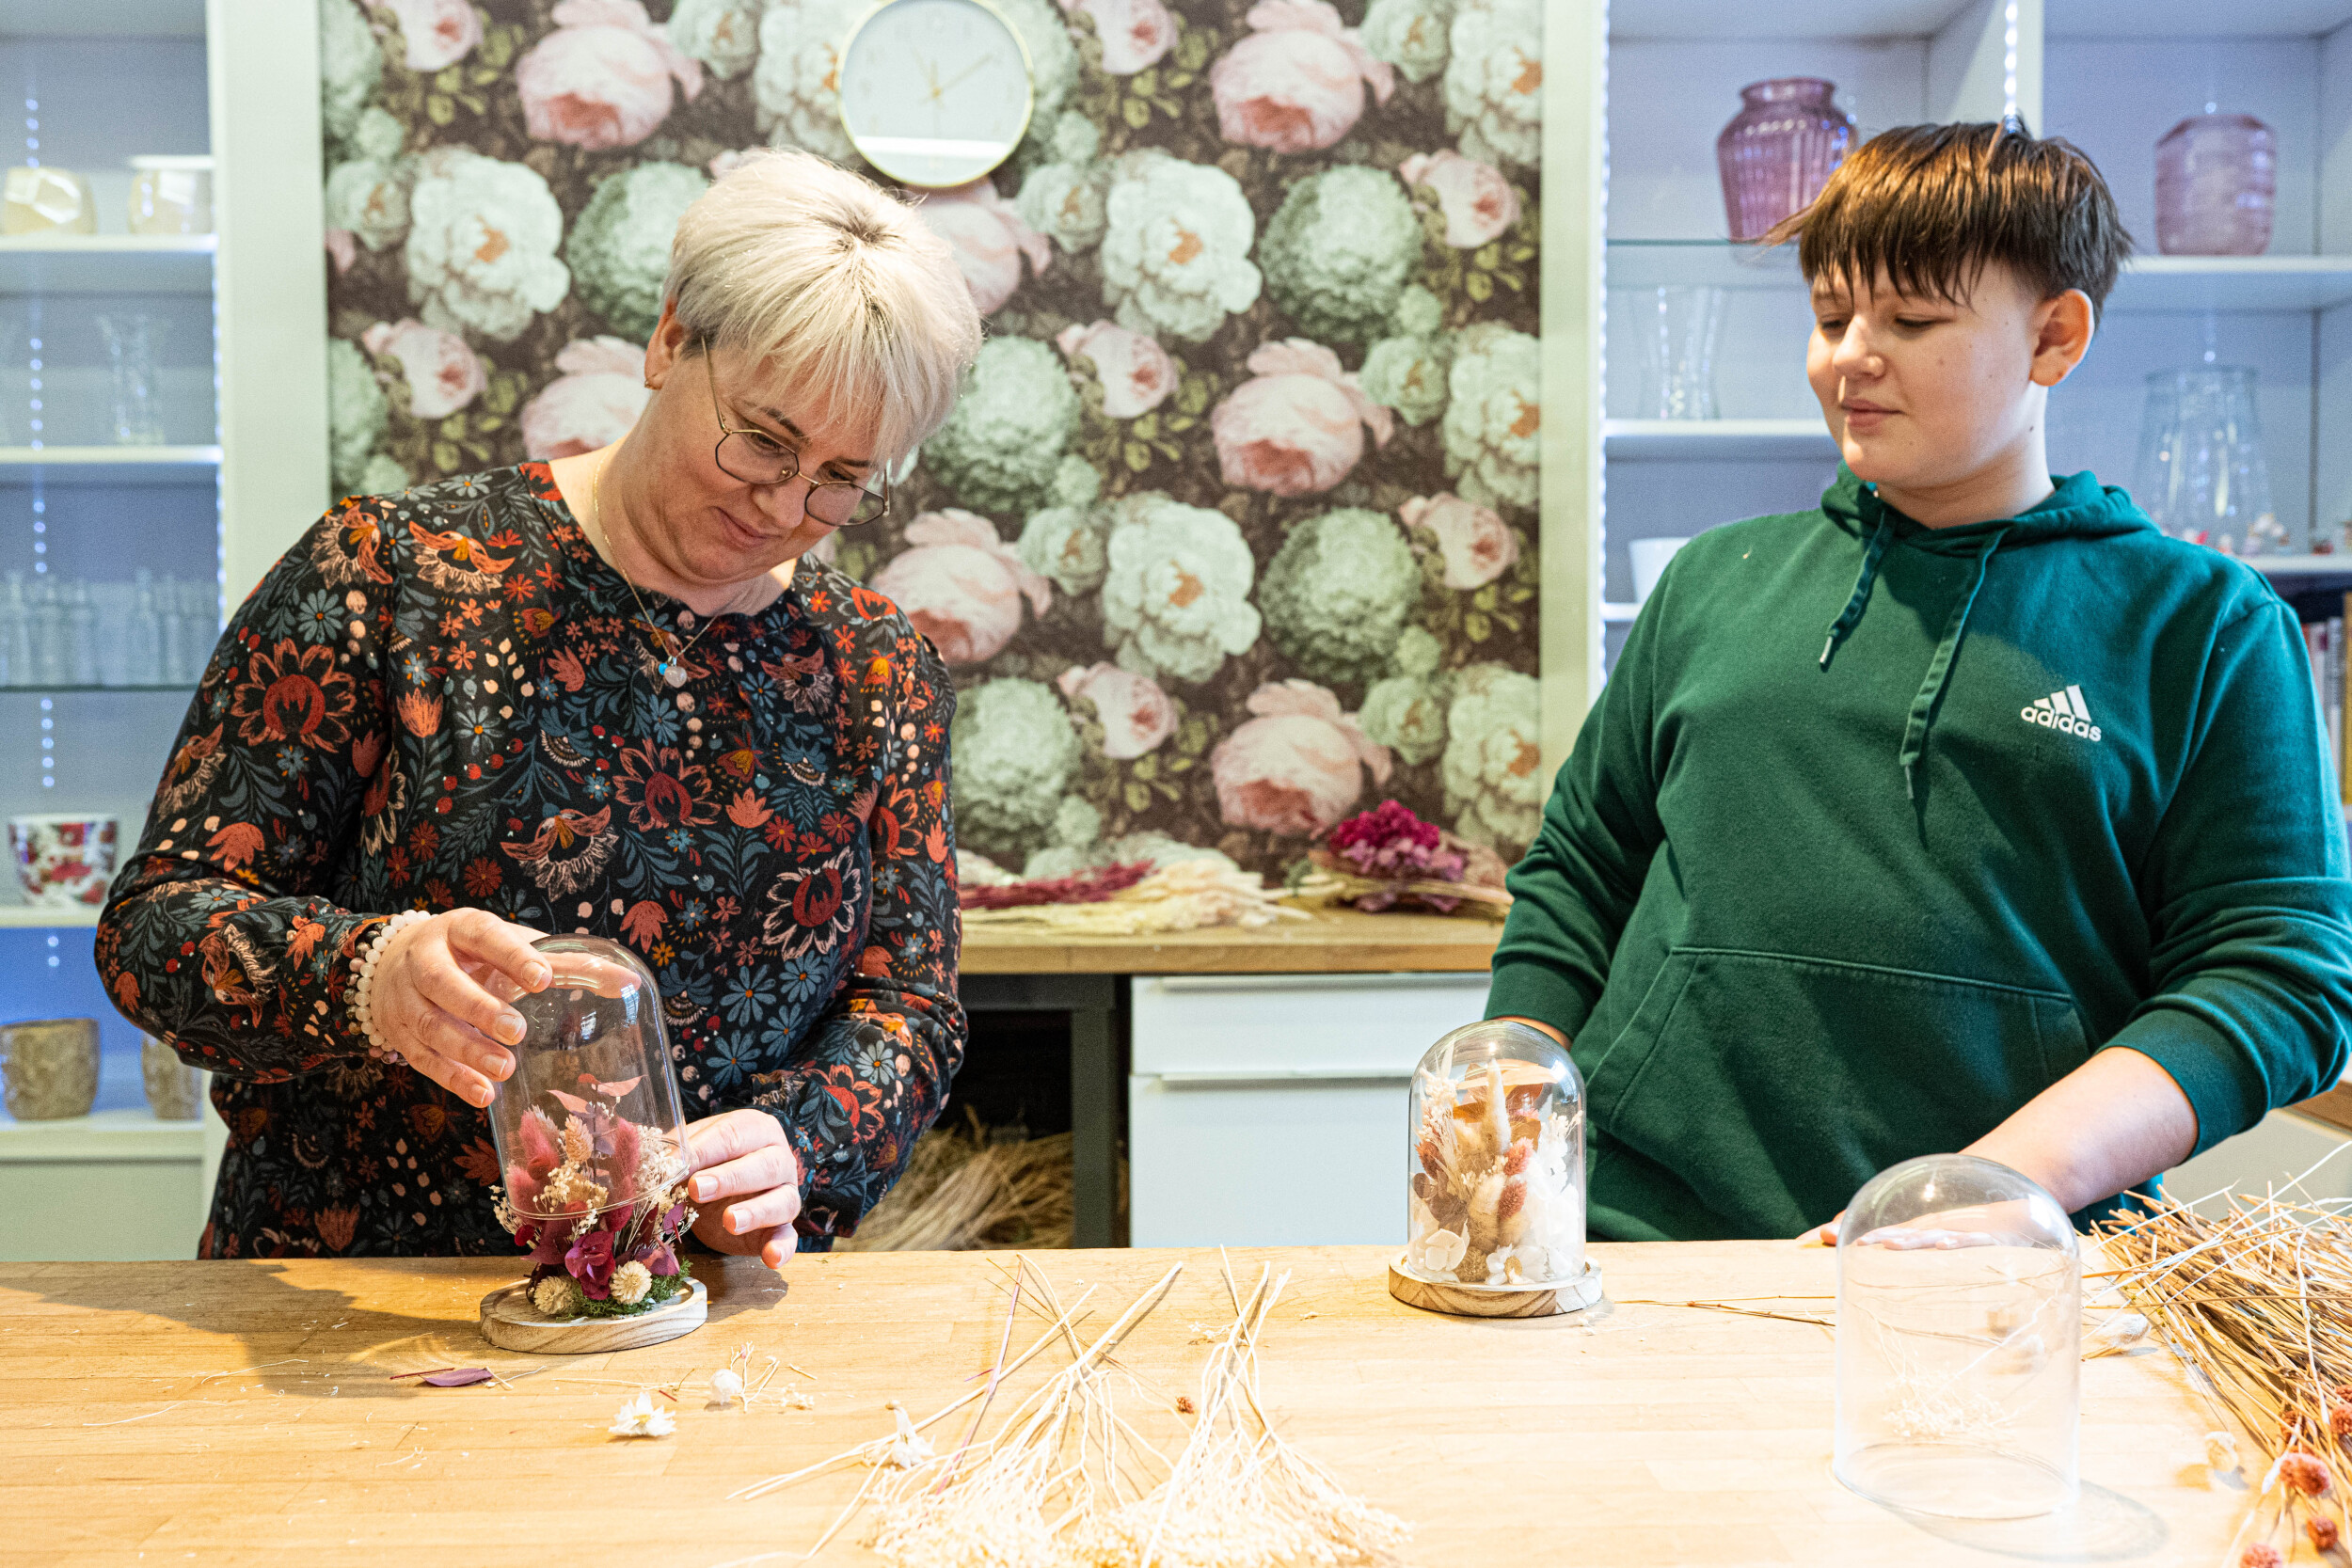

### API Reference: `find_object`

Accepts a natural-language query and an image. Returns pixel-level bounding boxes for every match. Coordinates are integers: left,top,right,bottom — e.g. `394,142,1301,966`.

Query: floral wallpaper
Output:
318,0,1543,880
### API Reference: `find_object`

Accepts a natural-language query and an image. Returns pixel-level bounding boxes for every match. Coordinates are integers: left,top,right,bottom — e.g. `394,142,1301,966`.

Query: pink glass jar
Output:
2154,113,2275,256
1717,78,1854,242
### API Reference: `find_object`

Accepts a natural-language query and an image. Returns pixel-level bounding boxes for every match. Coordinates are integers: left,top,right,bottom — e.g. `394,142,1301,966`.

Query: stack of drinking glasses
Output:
0,569,217,687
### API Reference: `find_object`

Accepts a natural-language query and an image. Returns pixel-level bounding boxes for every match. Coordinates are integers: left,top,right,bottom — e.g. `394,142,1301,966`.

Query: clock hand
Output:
933,53,997,96
914,52,941,99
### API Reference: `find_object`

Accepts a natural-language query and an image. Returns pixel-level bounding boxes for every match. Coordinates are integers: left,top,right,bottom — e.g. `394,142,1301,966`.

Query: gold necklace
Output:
588,452,758,689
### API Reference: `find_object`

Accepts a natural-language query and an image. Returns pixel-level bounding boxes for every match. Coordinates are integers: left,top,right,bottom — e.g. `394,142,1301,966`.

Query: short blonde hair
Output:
663,149,981,468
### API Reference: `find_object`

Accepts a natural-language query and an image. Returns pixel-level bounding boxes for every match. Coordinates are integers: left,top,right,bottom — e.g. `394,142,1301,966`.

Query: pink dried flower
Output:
565,1227,617,1299
2282,1451,2334,1497
2331,1402,2352,1438
2311,1515,2341,1552
2240,1545,2282,1568
1502,1138,1534,1177
516,1107,563,1176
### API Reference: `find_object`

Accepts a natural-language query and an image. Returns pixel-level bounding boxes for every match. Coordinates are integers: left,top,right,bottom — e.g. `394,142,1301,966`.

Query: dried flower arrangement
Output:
491,1076,695,1321
960,861,1154,911
733,1254,1406,1566
2092,1185,2352,1563
1287,800,1513,917
1406,1057,1581,1288
960,860,1308,937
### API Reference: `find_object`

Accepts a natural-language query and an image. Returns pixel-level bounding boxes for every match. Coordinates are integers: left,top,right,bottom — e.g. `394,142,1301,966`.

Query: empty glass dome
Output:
1835,1153,2080,1518
1401,1020,1586,1291
485,936,691,1229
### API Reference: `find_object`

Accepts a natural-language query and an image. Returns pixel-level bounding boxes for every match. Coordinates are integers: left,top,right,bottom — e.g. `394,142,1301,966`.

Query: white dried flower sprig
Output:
2206,1431,2242,1474
610,1391,675,1439
708,1369,745,1409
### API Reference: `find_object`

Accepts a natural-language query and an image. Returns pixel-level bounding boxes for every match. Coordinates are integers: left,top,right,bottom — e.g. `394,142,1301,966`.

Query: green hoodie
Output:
1486,467,2352,1242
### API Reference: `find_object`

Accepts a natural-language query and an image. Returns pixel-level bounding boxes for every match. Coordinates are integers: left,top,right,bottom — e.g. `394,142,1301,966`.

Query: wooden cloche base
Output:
478,1277,707,1354
1386,1255,1605,1319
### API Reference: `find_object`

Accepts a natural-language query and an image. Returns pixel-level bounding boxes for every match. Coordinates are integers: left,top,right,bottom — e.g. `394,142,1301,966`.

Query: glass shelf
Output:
1612,0,1987,40
0,234,215,296
0,448,222,484
2,0,205,38
0,685,197,694
0,906,101,928
1606,241,2352,312
1603,419,1835,459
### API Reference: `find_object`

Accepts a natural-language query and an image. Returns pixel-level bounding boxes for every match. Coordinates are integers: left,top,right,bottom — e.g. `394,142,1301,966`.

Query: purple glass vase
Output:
2154,113,2275,256
1717,78,1854,243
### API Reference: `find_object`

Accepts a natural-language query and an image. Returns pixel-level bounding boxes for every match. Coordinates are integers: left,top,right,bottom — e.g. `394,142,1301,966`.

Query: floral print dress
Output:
95,463,964,1259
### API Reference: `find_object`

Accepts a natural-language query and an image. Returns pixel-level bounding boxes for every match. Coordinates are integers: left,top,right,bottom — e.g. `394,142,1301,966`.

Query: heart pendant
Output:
662,662,687,688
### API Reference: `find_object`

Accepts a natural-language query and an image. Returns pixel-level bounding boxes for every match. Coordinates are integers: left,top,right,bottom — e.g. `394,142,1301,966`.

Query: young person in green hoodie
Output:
1487,120,2352,1243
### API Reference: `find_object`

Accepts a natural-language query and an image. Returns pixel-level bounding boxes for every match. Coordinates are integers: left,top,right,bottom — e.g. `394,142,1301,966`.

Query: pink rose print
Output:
520,337,649,459
372,0,482,71
361,317,487,420
1208,0,1394,153
326,229,358,276
515,0,704,151
1057,320,1178,420
913,181,1052,317
1210,339,1394,496
1400,149,1522,248
869,510,1051,667
1058,662,1177,760
1210,680,1391,836
1402,492,1519,590
1061,0,1177,74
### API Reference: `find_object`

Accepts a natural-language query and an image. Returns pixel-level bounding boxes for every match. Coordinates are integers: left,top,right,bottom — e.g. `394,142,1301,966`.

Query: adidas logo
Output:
2020,684,2102,743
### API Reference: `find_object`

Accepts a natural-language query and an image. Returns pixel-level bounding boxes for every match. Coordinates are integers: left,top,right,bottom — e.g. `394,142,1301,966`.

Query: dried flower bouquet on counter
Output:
1406,1036,1584,1290
1288,800,1512,917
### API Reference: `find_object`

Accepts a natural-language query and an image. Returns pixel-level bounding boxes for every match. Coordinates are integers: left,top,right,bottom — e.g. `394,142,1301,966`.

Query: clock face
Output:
838,0,1037,189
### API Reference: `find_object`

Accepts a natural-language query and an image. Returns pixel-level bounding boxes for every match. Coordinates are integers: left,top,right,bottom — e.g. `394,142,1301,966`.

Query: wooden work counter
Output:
959,905,1503,974
5,1244,2239,1565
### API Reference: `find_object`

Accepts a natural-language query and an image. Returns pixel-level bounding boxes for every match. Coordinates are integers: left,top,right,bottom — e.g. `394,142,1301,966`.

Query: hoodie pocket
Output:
1582,947,2090,1227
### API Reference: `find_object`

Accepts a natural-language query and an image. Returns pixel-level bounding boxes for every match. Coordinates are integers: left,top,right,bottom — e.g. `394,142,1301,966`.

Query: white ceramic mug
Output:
1629,536,1692,605
8,814,119,908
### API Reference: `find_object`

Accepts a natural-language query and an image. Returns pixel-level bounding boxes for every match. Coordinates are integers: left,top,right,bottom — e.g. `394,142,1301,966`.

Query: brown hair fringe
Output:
1766,119,2133,324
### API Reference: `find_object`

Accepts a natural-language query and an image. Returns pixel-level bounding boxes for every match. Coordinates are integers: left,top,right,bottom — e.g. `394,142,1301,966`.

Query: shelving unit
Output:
0,0,328,1259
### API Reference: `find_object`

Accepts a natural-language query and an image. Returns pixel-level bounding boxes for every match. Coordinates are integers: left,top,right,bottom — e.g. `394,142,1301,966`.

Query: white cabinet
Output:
1127,972,1491,1248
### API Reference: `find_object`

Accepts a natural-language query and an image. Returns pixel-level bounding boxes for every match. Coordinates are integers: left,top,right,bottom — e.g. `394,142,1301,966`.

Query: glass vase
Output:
2135,366,2284,554
1836,1154,2080,1519
95,313,167,447
2154,113,2275,257
1634,285,1724,420
484,937,696,1318
1401,1020,1587,1292
1717,78,1854,243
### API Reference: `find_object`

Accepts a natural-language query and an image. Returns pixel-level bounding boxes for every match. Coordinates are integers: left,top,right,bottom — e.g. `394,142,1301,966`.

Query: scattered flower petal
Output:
611,1390,676,1438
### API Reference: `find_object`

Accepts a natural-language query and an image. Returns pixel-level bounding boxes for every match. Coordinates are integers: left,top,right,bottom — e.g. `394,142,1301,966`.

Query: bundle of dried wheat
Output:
960,860,1309,936
838,1114,1074,1253
733,1254,1406,1567
2094,1189,2352,1564
1076,1260,1411,1567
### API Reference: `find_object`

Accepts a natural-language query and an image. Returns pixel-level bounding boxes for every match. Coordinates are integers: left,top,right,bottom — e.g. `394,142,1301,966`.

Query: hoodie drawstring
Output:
1897,527,2010,800
1819,516,1890,672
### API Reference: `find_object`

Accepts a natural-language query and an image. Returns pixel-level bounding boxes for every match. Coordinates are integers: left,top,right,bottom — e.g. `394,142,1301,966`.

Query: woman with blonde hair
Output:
97,150,983,1268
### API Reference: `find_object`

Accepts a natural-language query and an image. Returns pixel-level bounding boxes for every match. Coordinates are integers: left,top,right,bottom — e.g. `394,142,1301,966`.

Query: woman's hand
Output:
685,1109,803,1270
367,910,553,1107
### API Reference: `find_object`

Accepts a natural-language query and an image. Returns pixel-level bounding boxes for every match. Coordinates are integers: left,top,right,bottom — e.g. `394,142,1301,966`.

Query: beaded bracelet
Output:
348,909,431,1063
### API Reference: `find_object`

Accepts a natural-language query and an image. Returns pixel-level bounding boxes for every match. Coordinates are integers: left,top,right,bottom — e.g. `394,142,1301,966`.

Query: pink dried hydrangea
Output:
2281,1451,2334,1497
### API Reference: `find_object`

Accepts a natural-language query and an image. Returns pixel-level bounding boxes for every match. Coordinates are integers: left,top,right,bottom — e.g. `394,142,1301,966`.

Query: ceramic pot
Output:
8,814,119,907
1,1018,99,1120
141,1037,202,1120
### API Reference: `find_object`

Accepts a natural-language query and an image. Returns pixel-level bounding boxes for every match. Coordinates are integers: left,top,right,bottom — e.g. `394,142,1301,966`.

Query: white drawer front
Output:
1128,1072,1402,1248
1130,971,1490,1077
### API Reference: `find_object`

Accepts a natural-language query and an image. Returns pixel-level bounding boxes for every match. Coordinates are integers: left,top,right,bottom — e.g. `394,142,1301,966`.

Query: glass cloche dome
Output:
484,936,691,1232
1834,1153,2081,1518
1401,1020,1588,1293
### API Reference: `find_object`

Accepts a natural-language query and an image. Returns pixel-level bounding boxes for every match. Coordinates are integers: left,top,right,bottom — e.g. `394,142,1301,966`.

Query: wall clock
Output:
837,0,1037,189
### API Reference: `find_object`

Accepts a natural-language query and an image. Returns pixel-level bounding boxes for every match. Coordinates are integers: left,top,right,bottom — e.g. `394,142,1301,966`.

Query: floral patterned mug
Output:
8,814,119,907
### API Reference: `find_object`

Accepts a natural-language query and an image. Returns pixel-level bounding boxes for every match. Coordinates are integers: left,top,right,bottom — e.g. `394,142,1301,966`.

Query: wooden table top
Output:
960,906,1503,975
5,1243,2242,1566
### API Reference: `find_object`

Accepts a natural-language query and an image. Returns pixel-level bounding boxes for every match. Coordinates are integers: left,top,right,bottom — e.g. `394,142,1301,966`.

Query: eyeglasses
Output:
700,347,889,529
